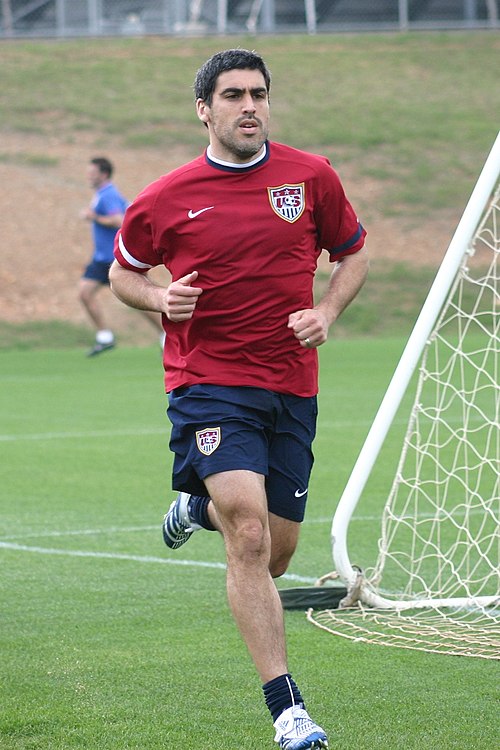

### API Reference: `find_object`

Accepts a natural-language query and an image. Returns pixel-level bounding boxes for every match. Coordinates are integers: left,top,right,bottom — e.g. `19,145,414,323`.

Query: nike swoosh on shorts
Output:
294,489,308,498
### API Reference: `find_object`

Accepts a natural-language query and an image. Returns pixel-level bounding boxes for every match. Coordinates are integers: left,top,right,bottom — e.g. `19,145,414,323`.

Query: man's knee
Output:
225,517,269,565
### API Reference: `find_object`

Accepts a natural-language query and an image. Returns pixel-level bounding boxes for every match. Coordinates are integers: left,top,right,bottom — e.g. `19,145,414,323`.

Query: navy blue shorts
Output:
167,384,318,522
82,260,112,285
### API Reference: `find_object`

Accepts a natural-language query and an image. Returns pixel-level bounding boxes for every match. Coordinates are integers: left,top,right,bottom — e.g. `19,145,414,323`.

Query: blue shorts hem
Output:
82,260,112,285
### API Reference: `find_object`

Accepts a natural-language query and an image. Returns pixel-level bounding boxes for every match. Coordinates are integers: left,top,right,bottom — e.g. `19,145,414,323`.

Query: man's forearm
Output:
316,247,369,326
92,212,124,228
109,260,165,313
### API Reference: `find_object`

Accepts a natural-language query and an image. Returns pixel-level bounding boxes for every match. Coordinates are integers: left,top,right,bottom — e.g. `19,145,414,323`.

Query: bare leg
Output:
78,278,108,332
204,501,300,580
268,512,300,579
204,469,289,683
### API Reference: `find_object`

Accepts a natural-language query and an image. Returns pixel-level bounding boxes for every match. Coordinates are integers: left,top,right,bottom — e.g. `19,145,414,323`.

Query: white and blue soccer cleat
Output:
162,492,201,550
273,705,328,750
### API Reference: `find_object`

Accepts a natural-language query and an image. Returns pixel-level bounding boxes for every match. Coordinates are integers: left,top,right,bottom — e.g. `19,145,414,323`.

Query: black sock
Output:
187,495,216,531
263,673,305,722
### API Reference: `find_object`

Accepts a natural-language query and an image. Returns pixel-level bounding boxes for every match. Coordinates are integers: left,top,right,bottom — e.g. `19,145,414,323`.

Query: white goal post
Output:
318,133,499,648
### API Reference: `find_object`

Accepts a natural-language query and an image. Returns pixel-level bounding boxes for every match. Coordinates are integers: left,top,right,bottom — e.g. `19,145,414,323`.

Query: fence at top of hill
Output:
2,0,499,39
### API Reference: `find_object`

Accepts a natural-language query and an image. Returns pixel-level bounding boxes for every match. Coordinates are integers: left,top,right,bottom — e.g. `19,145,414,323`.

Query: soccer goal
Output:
309,132,500,660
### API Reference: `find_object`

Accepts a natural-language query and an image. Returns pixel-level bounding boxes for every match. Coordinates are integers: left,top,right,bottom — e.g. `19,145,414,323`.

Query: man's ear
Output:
196,99,210,124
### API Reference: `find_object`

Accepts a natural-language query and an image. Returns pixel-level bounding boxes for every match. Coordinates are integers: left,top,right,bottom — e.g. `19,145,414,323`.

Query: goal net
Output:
309,133,500,660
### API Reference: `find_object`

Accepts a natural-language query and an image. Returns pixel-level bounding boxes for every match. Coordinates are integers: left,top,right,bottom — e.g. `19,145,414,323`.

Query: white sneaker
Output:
274,706,328,749
162,492,202,550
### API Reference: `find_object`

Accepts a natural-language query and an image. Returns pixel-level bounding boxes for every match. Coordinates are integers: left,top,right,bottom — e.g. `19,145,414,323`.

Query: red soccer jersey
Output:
114,141,366,396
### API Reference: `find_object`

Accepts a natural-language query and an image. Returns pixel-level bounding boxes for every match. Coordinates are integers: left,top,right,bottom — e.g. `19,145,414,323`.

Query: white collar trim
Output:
207,143,267,169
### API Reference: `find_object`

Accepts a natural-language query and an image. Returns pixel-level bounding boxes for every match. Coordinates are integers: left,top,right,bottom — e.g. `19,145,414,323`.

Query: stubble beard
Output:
214,121,269,162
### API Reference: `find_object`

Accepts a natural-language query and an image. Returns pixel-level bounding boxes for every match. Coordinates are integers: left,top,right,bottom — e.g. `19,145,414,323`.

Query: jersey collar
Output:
205,142,270,172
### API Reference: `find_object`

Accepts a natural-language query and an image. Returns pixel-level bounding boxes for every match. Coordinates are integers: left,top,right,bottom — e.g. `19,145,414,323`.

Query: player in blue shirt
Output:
79,157,128,355
79,157,164,356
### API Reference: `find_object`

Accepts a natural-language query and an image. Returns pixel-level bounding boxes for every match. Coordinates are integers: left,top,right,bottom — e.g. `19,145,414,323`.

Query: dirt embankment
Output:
1,132,458,343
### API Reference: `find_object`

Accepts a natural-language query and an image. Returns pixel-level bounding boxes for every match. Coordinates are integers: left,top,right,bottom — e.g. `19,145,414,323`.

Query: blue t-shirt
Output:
92,182,129,263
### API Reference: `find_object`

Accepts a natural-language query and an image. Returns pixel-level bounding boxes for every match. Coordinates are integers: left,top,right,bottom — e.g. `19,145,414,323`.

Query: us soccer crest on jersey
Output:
195,427,221,455
267,183,305,223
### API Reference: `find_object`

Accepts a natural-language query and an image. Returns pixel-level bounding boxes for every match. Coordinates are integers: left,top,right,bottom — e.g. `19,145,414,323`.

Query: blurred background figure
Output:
79,156,164,356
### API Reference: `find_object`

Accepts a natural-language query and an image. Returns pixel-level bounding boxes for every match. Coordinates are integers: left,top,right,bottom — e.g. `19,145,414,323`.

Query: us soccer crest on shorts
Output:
267,183,305,223
195,427,221,455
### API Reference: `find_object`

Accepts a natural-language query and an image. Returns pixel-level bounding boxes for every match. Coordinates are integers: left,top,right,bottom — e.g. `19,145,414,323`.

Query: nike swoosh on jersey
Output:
294,488,308,498
187,206,215,219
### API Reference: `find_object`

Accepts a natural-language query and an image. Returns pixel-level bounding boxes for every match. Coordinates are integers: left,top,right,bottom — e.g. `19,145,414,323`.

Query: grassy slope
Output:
1,33,498,211
1,32,498,217
0,32,499,346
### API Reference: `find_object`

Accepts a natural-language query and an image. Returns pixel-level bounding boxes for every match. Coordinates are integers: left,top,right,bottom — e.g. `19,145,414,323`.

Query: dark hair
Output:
90,157,113,178
194,48,271,106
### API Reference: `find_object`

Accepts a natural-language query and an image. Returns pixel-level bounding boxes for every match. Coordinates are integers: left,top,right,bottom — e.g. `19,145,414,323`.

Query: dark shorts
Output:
82,260,112,285
167,384,318,522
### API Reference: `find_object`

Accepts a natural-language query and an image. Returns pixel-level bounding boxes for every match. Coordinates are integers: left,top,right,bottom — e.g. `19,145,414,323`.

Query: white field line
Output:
0,503,485,585
0,514,383,544
3,525,161,539
0,541,225,569
0,540,316,584
2,504,472,544
0,427,167,442
0,416,405,443
2,411,484,443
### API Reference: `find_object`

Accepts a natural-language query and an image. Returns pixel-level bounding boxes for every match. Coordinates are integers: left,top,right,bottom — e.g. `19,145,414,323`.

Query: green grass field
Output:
1,340,498,750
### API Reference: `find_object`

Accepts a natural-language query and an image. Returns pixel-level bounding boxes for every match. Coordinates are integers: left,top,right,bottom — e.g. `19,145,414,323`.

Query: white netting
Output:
309,182,499,660
308,603,500,659
372,183,499,603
